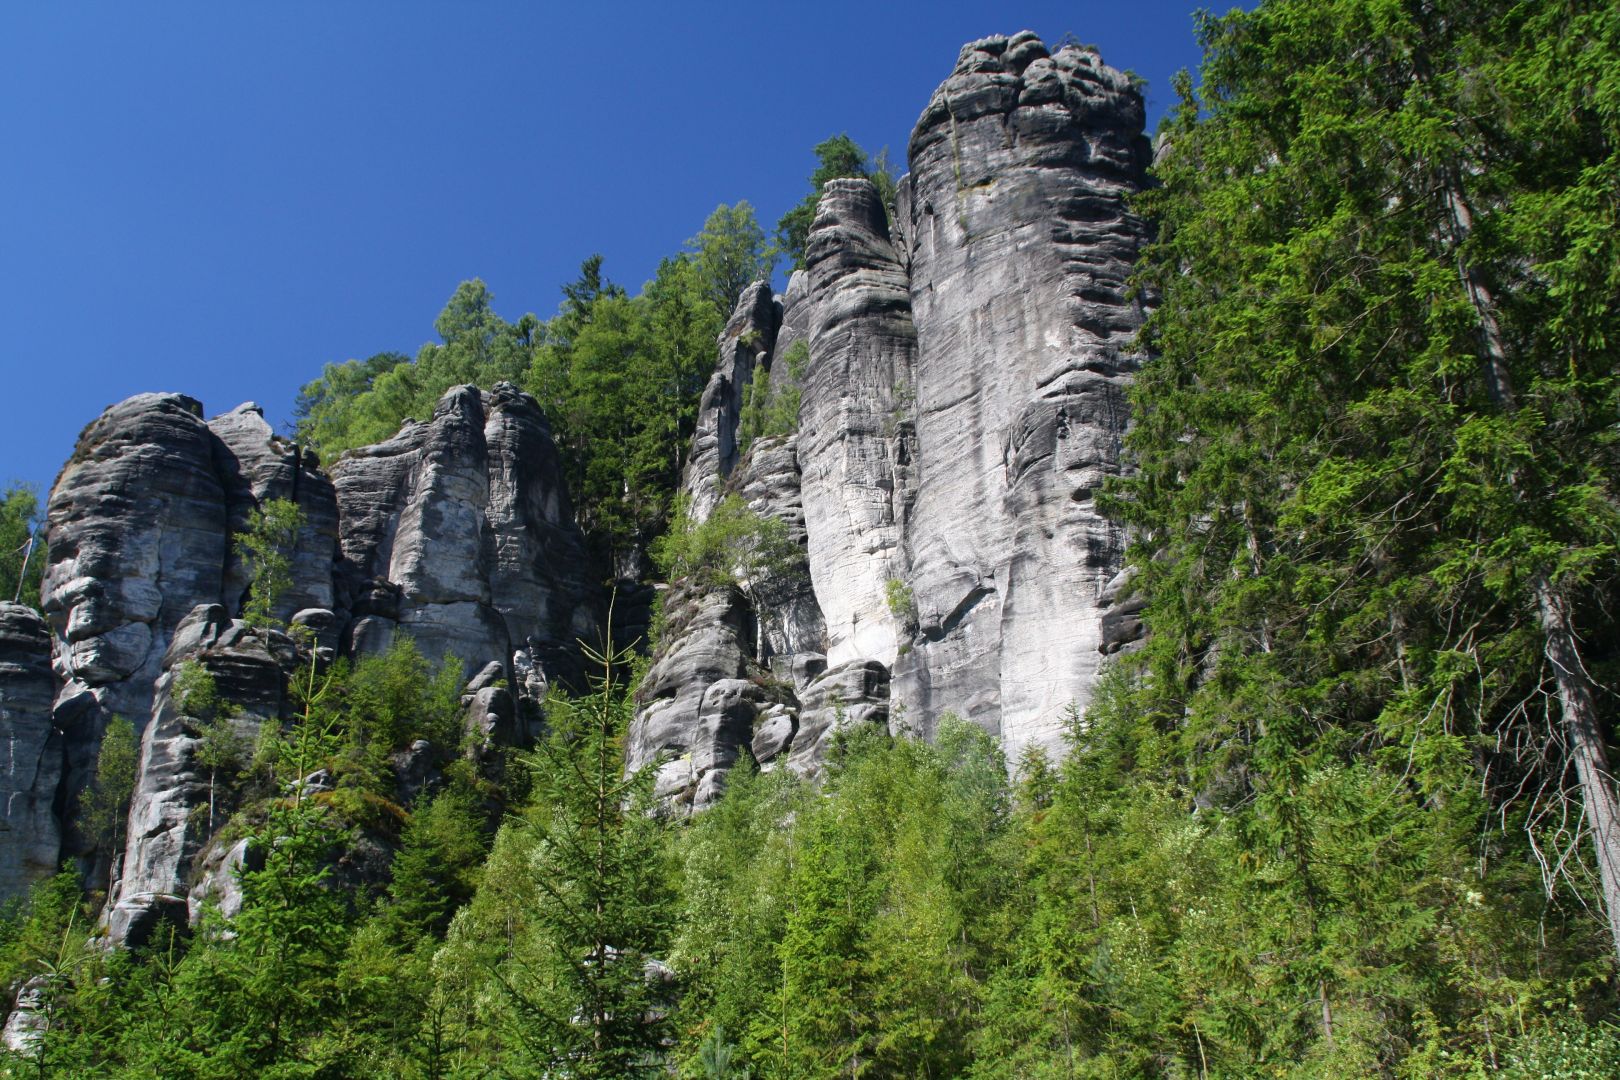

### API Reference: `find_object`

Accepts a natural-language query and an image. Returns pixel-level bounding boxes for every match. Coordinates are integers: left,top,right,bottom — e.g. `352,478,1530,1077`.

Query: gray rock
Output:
41,393,233,869
462,660,506,699
330,383,598,687
682,282,779,525
629,583,754,811
734,434,825,662
626,33,1150,794
1,975,47,1057
392,739,439,806
799,178,917,671
750,703,798,767
208,402,339,622
0,604,60,898
104,604,291,945
186,836,260,924
788,659,891,776
1098,567,1146,656
895,32,1149,762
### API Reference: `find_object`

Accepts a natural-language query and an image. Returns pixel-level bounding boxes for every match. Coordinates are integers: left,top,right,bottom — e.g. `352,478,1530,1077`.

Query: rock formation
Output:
104,604,295,945
2,30,1149,910
0,604,58,898
626,31,1149,803
798,178,918,671
3,381,598,922
328,381,599,687
896,31,1150,762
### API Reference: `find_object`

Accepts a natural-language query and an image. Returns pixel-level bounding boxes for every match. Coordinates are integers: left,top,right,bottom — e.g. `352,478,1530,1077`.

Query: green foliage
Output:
18,5,1620,1073
775,135,891,268
528,254,723,560
650,495,803,608
1111,0,1620,954
0,482,45,610
437,643,675,1076
78,716,139,874
234,497,303,629
672,719,1015,1077
376,785,488,944
326,639,463,795
0,870,88,995
1499,1012,1620,1079
737,340,806,455
295,279,538,461
291,351,410,457
687,201,776,319
292,239,729,566
882,576,914,622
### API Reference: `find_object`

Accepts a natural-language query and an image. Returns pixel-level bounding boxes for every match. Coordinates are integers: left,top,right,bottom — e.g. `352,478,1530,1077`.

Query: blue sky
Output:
0,1,1226,501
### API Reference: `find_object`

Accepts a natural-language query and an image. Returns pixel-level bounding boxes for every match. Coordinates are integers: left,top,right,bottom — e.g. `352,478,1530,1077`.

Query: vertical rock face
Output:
105,603,293,946
798,178,918,670
628,31,1149,800
12,30,1150,907
208,403,340,622
0,604,59,898
897,32,1150,761
43,394,230,731
682,282,780,526
329,382,598,686
9,380,598,906
41,393,236,867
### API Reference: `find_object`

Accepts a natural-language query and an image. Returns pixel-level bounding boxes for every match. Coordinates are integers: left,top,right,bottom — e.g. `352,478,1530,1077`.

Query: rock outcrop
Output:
41,393,238,869
0,604,59,898
330,382,599,686
628,30,1150,800
104,604,294,946
6,379,600,910
798,178,918,671
896,31,1150,761
5,30,1151,911
682,283,779,526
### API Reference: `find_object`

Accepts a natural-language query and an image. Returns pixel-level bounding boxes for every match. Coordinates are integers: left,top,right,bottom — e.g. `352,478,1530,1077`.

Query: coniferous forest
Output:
3,1,1620,1075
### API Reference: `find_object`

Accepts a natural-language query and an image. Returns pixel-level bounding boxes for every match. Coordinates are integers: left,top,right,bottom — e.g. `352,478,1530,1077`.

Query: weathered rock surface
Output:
682,282,779,525
8,377,599,909
0,604,59,898
209,403,339,621
734,434,825,662
11,32,1153,919
788,658,891,775
104,604,292,945
895,32,1150,761
630,582,757,812
627,31,1149,804
626,278,832,811
40,393,237,868
799,178,918,671
329,382,598,686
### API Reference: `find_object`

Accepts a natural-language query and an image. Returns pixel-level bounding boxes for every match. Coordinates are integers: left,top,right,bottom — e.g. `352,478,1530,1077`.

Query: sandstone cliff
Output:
5,383,598,928
625,31,1150,805
2,30,1149,906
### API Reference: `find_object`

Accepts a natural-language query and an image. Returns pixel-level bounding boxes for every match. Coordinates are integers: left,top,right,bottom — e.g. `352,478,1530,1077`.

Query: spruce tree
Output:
1117,0,1620,974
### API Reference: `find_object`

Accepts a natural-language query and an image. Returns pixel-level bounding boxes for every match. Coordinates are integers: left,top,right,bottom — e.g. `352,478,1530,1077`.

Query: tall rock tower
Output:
894,32,1150,762
627,31,1151,805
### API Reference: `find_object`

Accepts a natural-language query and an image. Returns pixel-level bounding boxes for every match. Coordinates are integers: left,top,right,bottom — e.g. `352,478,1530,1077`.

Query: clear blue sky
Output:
1,1,1227,501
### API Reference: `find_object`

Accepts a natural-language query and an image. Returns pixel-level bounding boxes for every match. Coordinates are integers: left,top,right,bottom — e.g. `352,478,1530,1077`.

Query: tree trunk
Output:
1535,578,1620,958
1441,172,1620,962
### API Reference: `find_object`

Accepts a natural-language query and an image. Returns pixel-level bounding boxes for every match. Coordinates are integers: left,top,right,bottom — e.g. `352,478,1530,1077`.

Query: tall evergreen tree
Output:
439,642,674,1077
1117,0,1620,969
